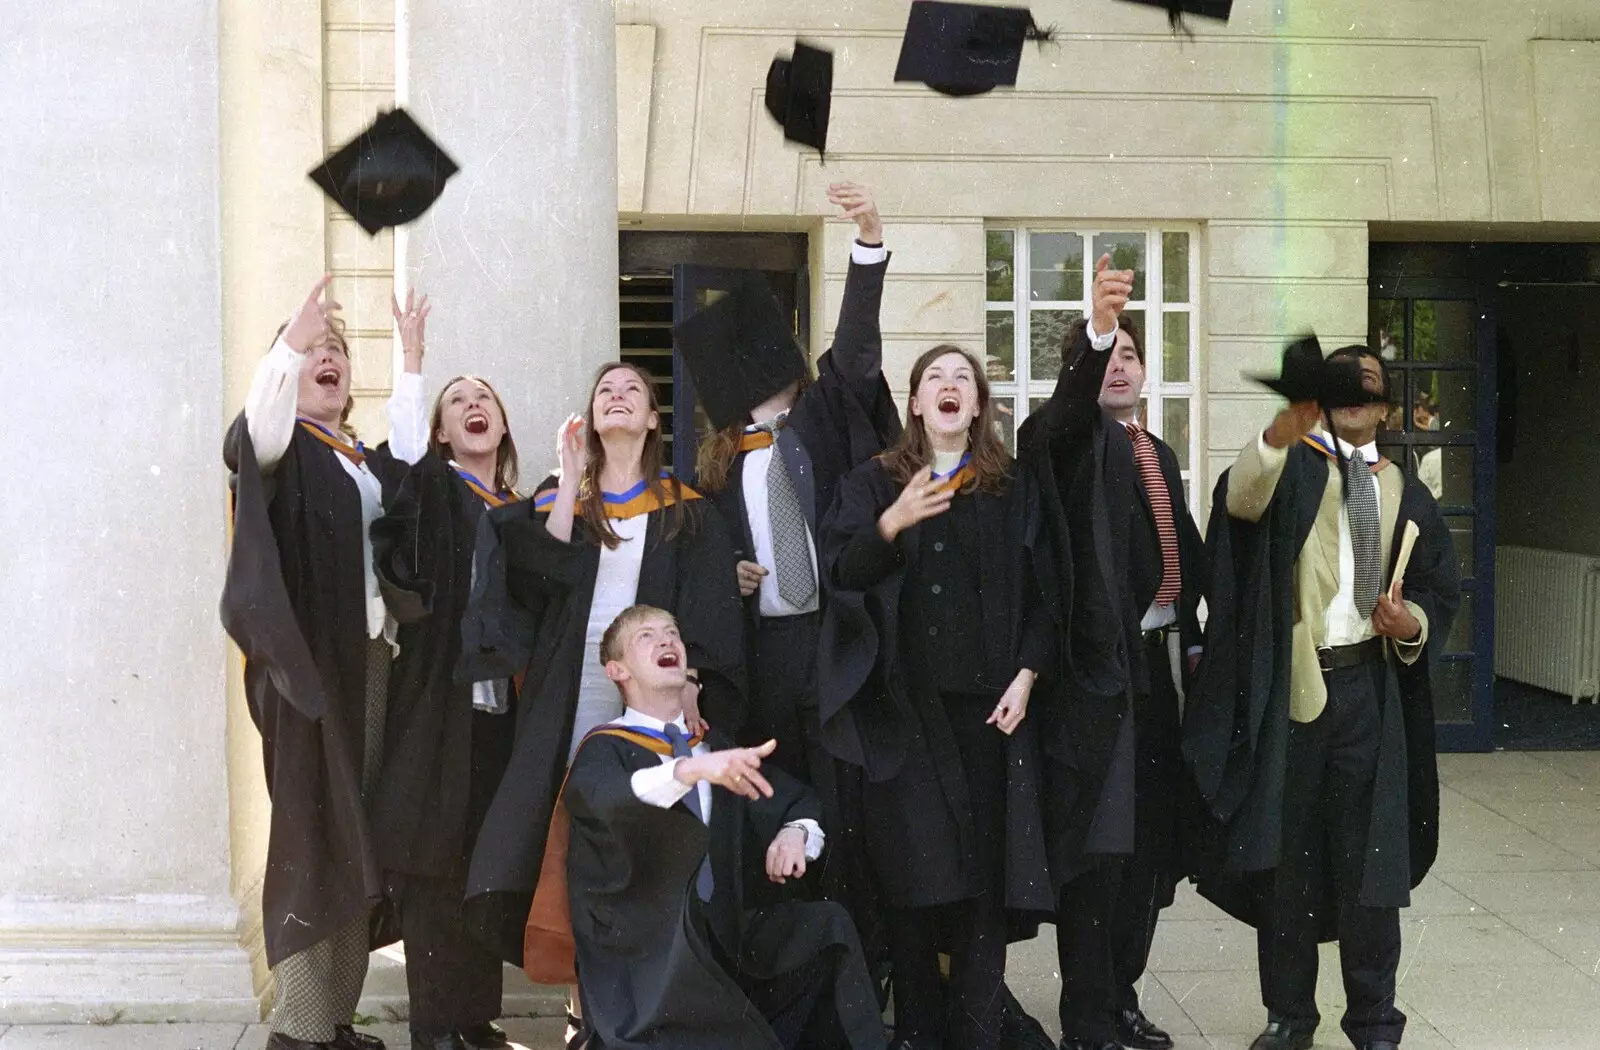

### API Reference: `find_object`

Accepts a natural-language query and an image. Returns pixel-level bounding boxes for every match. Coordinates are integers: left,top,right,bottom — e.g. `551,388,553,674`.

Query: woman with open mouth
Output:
820,345,1056,1050
456,361,745,1049
366,290,528,1050
221,276,434,1050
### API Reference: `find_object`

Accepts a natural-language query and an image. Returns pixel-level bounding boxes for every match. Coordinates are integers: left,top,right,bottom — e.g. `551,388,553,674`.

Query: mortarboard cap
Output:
673,275,810,432
309,108,460,236
1116,0,1234,30
894,1,1055,97
1250,335,1389,410
765,41,834,154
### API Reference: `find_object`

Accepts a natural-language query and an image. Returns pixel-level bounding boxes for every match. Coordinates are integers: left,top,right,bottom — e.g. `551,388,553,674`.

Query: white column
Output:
400,0,620,472
0,0,255,1022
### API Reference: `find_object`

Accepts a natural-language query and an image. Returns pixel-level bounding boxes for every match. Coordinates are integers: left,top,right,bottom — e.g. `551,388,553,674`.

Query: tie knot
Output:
1124,420,1149,441
661,722,693,757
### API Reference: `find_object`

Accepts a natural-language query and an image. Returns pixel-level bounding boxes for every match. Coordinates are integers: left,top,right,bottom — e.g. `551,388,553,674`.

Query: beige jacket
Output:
1225,434,1429,723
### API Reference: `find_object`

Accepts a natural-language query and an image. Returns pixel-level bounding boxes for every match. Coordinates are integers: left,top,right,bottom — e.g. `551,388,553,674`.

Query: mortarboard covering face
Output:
894,1,1055,97
765,41,834,154
1250,335,1389,411
308,108,460,236
673,275,809,432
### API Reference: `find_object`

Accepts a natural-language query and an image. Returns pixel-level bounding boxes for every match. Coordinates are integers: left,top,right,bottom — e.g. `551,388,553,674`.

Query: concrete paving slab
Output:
1434,869,1600,915
0,1025,246,1049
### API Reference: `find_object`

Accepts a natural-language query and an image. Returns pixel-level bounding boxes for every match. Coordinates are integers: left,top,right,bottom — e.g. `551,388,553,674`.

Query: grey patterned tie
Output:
1346,451,1382,619
663,723,715,902
756,418,817,607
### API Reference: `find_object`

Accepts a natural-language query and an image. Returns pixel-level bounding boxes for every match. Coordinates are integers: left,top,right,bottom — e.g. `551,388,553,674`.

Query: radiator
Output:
1495,545,1600,705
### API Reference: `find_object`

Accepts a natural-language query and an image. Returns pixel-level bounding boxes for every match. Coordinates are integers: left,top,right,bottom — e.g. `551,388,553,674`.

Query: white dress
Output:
567,514,648,762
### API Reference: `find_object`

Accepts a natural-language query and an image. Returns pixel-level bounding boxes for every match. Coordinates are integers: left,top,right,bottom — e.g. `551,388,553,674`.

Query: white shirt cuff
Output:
387,370,430,465
1255,429,1290,468
1084,317,1116,352
785,819,826,860
631,760,695,808
850,241,888,266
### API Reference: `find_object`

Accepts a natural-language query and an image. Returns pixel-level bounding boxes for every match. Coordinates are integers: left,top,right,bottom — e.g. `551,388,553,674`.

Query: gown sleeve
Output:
673,501,748,733
243,337,304,474
386,371,430,466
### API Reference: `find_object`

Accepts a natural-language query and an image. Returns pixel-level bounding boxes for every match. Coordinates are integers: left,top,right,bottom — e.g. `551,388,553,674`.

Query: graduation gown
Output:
220,415,405,966
564,727,885,1050
456,479,747,961
1182,442,1461,933
1015,328,1144,883
369,454,512,879
817,458,1056,916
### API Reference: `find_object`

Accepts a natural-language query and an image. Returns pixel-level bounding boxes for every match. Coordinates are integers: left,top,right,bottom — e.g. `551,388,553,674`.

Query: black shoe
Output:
333,1027,387,1050
1114,1007,1174,1050
1057,1040,1119,1050
1362,1043,1400,1050
1248,1021,1315,1050
564,1010,593,1050
999,985,1056,1050
459,1023,509,1050
265,1036,331,1050
409,1034,465,1050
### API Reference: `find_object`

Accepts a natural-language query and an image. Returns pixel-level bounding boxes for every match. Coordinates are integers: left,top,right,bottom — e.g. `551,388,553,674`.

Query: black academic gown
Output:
220,415,405,966
456,480,747,962
564,728,885,1050
1015,329,1143,885
1182,445,1461,934
369,453,512,879
818,459,1056,917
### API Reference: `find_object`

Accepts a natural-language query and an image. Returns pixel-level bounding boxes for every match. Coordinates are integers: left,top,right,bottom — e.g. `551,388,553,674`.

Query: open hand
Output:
878,465,954,542
736,560,769,598
391,288,431,372
1090,254,1135,338
827,182,883,244
987,669,1036,735
676,739,777,801
1265,401,1322,450
283,275,342,354
556,414,586,484
765,826,808,884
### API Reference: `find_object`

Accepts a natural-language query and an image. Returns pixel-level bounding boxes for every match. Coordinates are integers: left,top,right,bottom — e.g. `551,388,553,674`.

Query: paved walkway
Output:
5,751,1597,1050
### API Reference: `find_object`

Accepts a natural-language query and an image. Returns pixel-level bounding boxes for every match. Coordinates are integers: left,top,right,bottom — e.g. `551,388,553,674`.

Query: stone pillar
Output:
400,0,621,466
0,0,256,1022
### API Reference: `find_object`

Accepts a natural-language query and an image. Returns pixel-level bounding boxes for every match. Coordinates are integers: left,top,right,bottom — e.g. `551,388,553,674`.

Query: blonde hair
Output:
599,604,676,665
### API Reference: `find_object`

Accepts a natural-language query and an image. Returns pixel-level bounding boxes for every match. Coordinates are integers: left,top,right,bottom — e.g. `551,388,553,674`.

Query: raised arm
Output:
385,288,432,464
1019,255,1128,452
1225,402,1320,523
243,275,340,473
823,182,889,386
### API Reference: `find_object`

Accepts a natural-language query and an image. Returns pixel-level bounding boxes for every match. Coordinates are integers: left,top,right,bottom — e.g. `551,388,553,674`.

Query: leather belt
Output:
1141,625,1174,644
1317,637,1384,672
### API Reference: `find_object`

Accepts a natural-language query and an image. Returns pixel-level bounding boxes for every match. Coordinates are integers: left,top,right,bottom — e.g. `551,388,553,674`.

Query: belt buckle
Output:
1316,646,1334,672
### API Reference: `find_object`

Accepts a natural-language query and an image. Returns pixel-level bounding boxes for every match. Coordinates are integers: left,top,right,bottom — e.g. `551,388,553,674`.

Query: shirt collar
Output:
618,706,687,734
1317,427,1378,465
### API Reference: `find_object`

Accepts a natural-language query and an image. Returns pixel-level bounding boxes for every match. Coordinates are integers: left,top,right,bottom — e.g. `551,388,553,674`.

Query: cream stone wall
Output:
616,0,1600,507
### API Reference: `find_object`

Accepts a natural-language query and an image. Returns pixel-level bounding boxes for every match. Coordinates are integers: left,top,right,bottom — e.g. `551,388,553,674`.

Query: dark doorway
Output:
618,231,809,479
1370,240,1600,751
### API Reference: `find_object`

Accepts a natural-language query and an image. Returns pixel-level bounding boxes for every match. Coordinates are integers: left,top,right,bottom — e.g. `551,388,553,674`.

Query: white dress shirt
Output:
741,419,822,618
1321,431,1382,648
568,515,647,762
243,337,427,640
621,707,825,861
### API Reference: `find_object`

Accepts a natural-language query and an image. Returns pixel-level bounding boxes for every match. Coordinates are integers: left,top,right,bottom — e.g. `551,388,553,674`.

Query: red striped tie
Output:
1126,422,1182,607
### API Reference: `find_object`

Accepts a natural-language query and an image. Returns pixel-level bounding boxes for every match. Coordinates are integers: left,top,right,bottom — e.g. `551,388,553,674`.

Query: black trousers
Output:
1256,661,1405,1048
1109,633,1186,1016
749,612,824,783
1056,857,1126,1043
889,897,1009,1050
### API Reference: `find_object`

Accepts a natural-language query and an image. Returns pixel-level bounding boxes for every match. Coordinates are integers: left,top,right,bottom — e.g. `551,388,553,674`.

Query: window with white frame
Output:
984,226,1202,508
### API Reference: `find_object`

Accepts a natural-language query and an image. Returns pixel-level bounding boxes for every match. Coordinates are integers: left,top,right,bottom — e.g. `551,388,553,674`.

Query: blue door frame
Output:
1369,276,1498,752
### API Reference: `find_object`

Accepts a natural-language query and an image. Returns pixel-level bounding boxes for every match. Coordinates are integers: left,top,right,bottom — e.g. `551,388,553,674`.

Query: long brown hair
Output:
272,318,356,440
428,375,520,493
692,375,814,493
578,362,688,549
879,344,1011,494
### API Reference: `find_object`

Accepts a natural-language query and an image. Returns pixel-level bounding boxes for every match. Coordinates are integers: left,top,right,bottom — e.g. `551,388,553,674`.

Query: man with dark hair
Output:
1066,312,1207,1050
1185,343,1461,1050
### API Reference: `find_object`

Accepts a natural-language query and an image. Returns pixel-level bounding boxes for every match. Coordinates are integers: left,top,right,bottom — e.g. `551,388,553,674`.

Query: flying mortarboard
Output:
673,275,810,432
308,108,460,236
894,1,1056,97
1116,0,1234,32
1250,335,1389,410
765,41,834,154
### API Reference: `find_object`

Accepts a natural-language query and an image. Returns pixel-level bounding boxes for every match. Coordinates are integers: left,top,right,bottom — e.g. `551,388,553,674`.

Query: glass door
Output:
1369,278,1497,752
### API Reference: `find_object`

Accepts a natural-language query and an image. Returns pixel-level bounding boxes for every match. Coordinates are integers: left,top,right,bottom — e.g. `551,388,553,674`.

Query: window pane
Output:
1431,658,1473,723
1120,309,1146,353
1029,395,1049,415
1029,308,1082,383
1162,311,1191,383
1410,368,1474,435
1447,515,1475,579
1162,398,1191,470
1446,591,1473,654
993,396,1017,453
986,229,1015,302
1162,232,1190,303
1136,397,1149,428
985,311,1016,384
1029,232,1084,302
1370,298,1405,360
1092,232,1147,300
1411,299,1476,363
1380,443,1473,505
